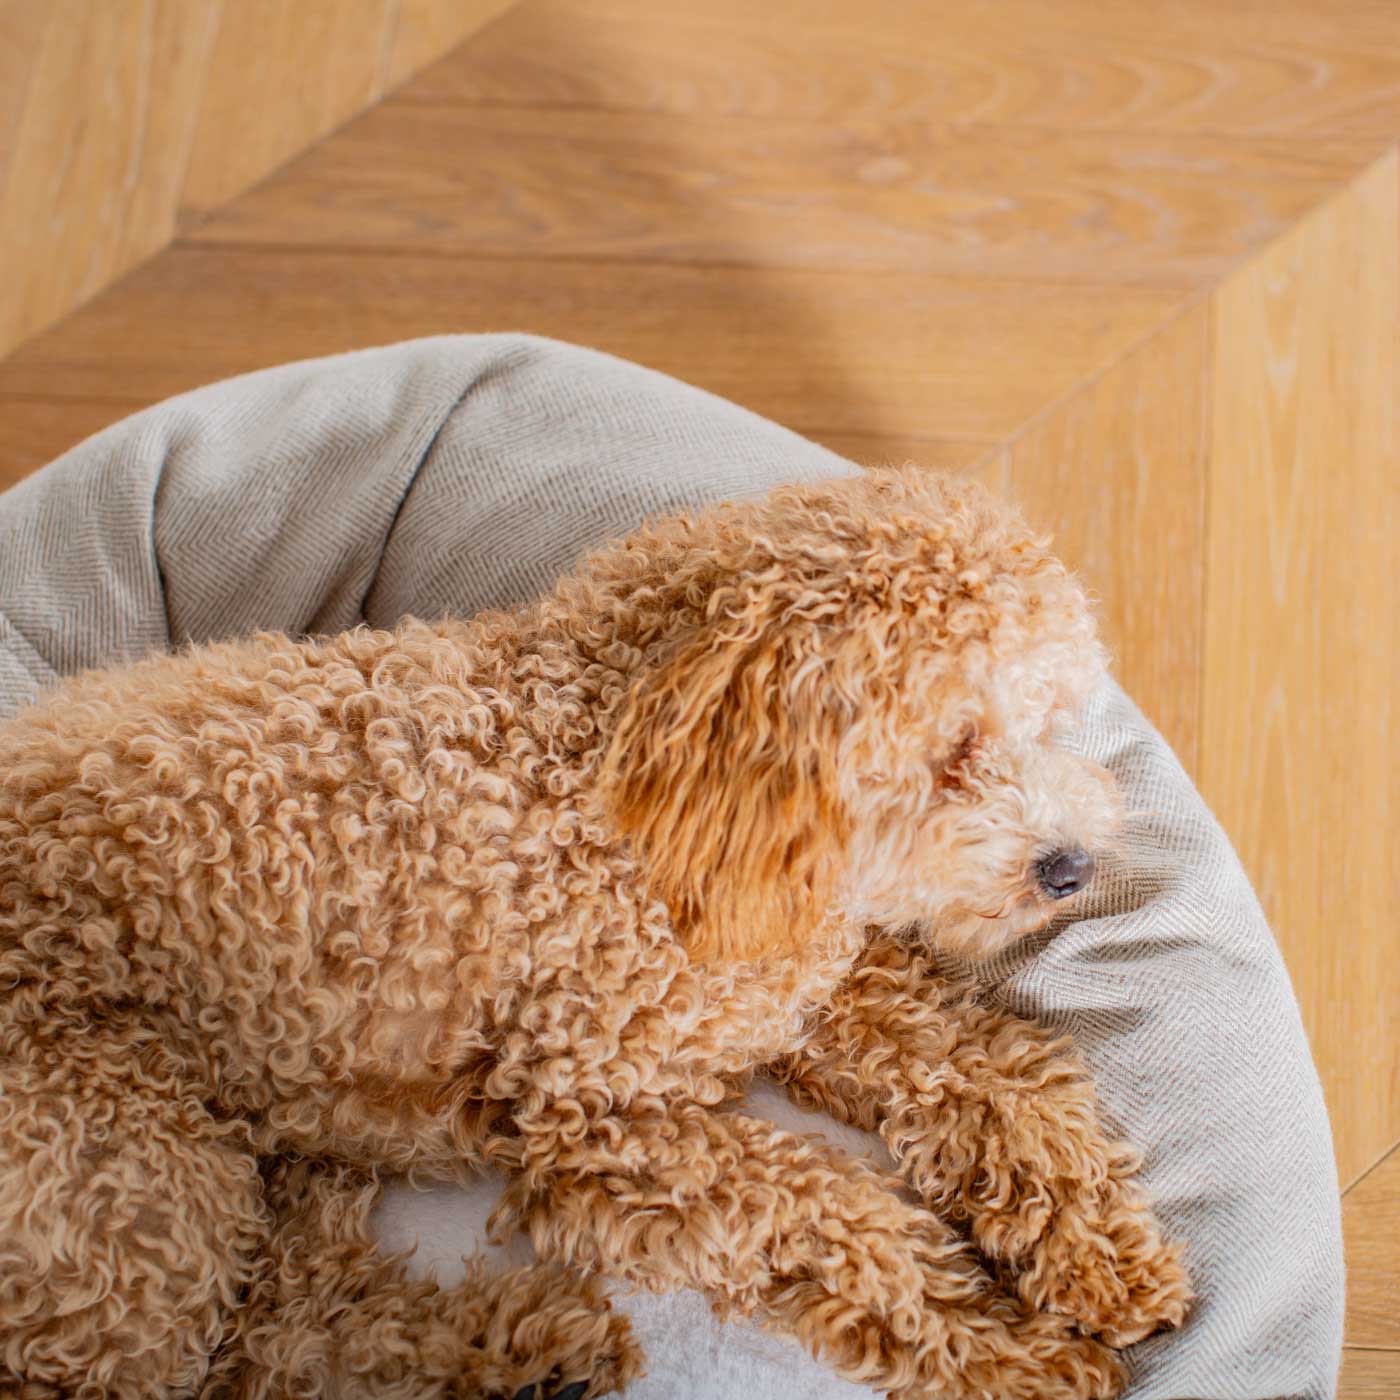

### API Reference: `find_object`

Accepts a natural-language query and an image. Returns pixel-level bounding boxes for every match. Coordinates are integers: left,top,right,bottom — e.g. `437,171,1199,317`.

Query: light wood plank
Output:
1004,306,1208,769
384,0,520,90
0,0,527,360
191,103,1380,288
1338,1348,1400,1400
0,400,138,495
0,248,1178,442
1202,151,1400,1187
410,0,1400,139
178,0,395,218
0,2,49,205
1344,1146,1400,1347
808,433,997,477
0,0,220,357
177,0,523,219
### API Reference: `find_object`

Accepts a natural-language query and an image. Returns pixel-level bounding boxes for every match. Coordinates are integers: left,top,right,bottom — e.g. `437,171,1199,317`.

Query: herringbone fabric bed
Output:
0,335,1343,1398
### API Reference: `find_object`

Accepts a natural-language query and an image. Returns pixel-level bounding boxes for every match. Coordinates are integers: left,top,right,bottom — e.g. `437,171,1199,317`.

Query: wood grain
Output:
809,434,997,477
0,0,219,356
1344,1146,1400,1346
0,3,49,205
0,247,1177,443
0,0,524,359
1338,1349,1400,1400
1003,305,1208,768
178,0,394,218
1201,150,1400,1188
384,0,521,90
177,0,530,218
191,103,1379,287
410,0,1400,139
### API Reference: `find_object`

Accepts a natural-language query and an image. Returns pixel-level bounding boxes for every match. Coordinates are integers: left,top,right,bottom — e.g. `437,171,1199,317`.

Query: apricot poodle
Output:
0,468,1189,1399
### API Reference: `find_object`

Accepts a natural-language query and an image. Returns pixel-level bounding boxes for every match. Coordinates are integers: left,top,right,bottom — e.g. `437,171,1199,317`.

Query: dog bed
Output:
0,335,1343,1399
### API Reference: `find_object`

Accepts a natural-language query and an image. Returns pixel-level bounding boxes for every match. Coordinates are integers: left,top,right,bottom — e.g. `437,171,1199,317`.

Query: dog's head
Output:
596,468,1119,964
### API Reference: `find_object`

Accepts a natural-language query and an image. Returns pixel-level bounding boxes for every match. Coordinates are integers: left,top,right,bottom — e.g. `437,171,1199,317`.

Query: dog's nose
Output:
1037,847,1095,900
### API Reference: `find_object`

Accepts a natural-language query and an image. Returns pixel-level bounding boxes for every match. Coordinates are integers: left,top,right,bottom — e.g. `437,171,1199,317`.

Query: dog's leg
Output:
771,935,1191,1346
202,1157,641,1400
497,1101,1122,1400
0,1021,269,1399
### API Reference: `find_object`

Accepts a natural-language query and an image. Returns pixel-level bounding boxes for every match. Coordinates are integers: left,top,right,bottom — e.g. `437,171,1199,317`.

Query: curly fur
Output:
0,469,1189,1398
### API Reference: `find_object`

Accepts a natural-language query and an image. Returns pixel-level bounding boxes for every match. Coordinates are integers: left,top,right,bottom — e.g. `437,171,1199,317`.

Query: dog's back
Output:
0,617,656,1157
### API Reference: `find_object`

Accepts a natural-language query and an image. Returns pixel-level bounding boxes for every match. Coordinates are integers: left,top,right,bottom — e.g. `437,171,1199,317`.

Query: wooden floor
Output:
1,0,1396,1388
0,0,517,358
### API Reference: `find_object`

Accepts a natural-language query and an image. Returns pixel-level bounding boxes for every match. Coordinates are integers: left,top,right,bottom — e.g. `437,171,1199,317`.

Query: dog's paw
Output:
891,1307,1125,1400
453,1260,642,1400
995,1315,1125,1400
474,1323,637,1400
1089,1239,1192,1348
495,1381,592,1400
1016,1207,1191,1346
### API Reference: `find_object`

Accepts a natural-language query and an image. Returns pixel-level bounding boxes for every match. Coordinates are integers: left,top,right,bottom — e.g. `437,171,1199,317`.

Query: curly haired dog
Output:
0,468,1189,1399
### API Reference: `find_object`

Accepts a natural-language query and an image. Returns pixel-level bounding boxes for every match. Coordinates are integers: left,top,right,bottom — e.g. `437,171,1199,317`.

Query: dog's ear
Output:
599,603,852,965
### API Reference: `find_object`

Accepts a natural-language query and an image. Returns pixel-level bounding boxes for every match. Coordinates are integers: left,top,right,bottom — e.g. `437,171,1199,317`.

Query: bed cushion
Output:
0,334,1344,1399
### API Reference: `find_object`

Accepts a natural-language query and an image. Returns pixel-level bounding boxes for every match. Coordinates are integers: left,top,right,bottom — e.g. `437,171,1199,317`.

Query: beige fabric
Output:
0,336,1343,1397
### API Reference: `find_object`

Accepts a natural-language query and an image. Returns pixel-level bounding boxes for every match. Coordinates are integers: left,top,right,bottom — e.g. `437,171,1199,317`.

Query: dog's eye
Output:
936,729,979,789
948,728,978,765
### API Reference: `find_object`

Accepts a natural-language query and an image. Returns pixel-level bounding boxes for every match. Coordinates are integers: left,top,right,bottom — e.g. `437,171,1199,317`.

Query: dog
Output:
0,468,1189,1399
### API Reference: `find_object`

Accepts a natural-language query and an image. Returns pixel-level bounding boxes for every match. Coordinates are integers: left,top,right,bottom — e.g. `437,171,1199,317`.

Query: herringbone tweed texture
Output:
0,336,1343,1398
